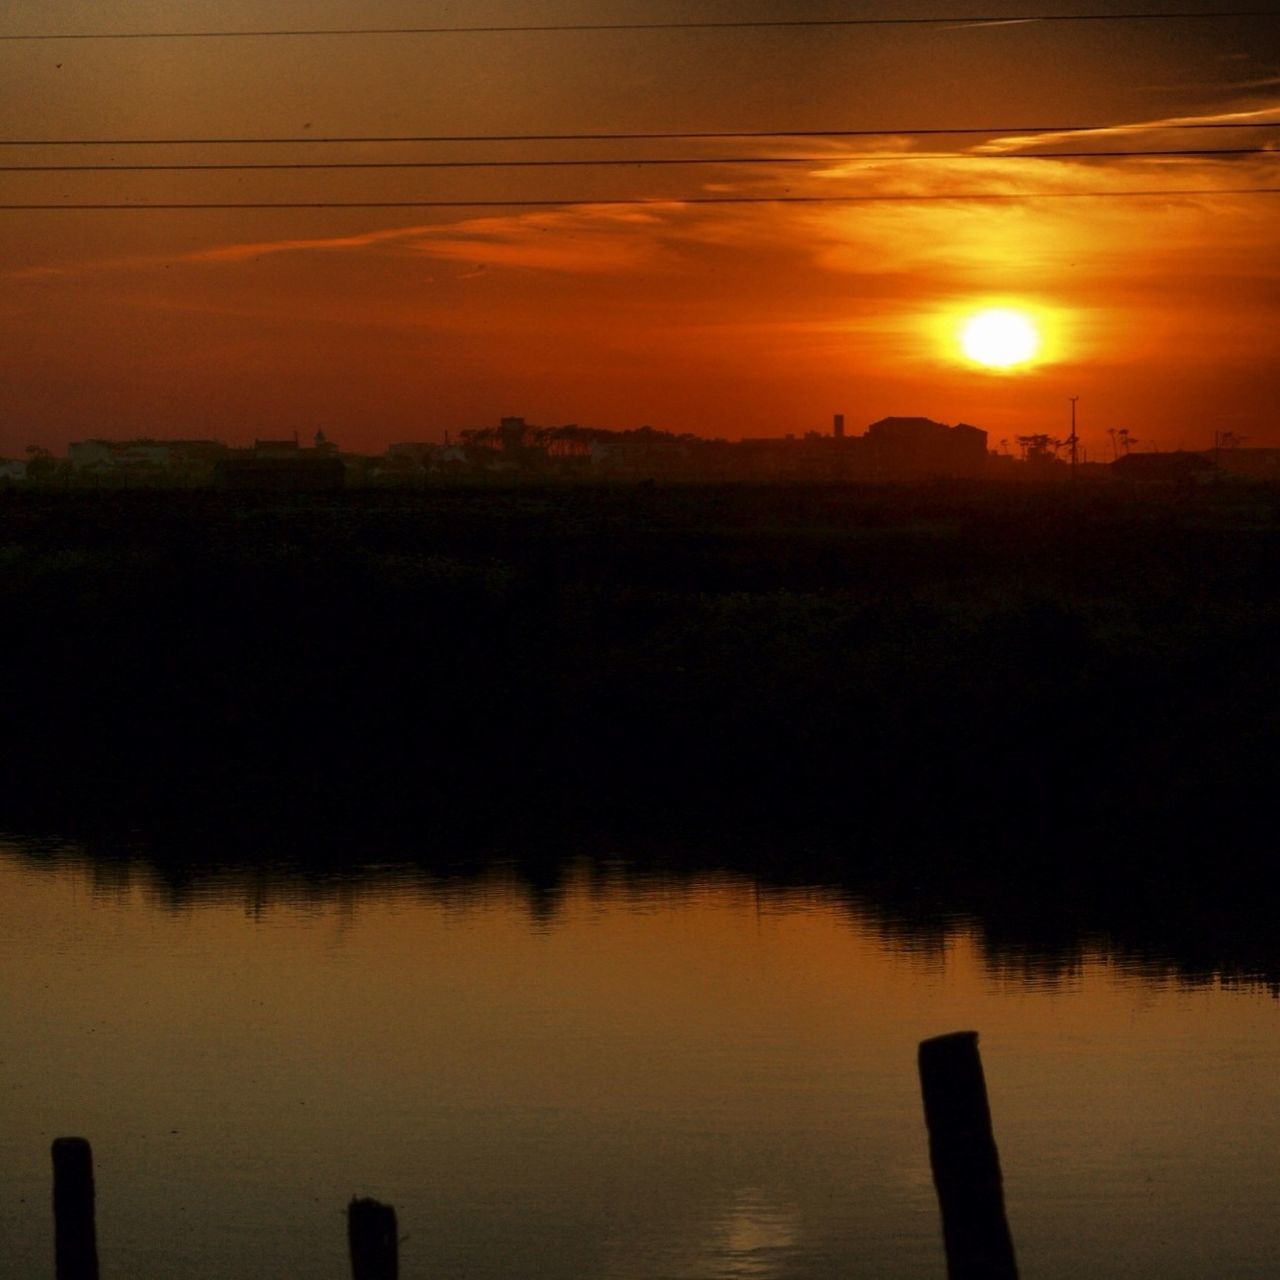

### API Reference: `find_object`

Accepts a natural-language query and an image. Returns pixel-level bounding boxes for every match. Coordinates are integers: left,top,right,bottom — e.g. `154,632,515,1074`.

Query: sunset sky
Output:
2,0,1277,456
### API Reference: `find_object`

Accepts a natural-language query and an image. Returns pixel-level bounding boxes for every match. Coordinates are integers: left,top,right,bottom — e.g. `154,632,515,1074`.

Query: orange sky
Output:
1,1,1277,456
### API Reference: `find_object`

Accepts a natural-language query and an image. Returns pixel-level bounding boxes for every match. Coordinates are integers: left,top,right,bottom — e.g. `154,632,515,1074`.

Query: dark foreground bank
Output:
3,482,1275,845
3,482,1278,982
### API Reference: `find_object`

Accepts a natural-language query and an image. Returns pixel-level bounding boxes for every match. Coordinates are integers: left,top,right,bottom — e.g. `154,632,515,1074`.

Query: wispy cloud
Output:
978,102,1280,153
185,204,675,273
184,224,427,264
6,99,1276,376
7,205,676,282
937,18,1038,30
403,206,672,273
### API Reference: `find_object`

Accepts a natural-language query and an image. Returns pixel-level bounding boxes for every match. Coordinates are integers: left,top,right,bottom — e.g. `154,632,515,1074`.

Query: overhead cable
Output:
1,11,1275,40
3,189,1278,210
1,123,1277,147
0,148,1274,172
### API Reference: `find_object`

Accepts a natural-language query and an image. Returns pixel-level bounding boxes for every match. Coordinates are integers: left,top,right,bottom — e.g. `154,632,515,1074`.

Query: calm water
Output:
2,846,1278,1279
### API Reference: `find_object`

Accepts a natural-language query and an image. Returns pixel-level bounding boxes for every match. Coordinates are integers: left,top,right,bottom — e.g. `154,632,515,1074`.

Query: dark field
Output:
4,482,1279,983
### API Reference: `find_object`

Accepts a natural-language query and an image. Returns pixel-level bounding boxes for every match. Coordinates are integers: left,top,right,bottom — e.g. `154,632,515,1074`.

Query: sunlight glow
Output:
959,308,1041,369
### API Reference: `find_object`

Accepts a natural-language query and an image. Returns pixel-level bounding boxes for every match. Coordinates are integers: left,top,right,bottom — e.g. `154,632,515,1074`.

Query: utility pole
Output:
1068,396,1080,480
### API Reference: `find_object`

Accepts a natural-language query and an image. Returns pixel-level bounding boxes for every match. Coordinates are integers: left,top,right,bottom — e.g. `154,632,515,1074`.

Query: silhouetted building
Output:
252,438,301,458
1205,447,1280,480
499,417,528,454
863,417,988,478
214,444,345,492
67,438,229,485
374,441,468,481
590,432,696,480
733,433,861,481
1111,451,1214,484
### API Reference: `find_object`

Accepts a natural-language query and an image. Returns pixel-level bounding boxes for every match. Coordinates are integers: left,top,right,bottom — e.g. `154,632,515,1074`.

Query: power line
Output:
2,123,1277,147
2,189,1277,210
1,11,1274,40
0,148,1274,173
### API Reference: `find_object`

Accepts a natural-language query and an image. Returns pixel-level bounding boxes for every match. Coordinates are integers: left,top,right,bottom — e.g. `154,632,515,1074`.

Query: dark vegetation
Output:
3,482,1279,984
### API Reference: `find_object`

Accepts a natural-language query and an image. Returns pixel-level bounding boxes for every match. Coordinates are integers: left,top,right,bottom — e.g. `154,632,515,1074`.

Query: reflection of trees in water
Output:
5,839,1277,997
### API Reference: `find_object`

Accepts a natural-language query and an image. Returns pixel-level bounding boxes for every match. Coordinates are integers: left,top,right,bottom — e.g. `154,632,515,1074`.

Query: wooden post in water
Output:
51,1137,99,1280
348,1196,398,1280
918,1031,1019,1280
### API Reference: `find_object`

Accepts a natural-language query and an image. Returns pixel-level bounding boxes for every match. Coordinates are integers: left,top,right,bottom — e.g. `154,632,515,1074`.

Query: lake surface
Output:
2,844,1278,1279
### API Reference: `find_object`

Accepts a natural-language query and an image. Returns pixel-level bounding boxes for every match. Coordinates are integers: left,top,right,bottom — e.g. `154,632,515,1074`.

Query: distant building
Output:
862,416,988,478
384,442,438,473
374,441,467,481
1206,447,1280,480
733,433,859,481
1110,451,1214,484
214,439,345,491
251,438,301,458
67,439,228,484
589,435,693,480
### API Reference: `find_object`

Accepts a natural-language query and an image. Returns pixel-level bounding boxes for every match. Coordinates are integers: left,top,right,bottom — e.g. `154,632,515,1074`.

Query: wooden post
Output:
52,1137,99,1280
348,1196,398,1280
918,1031,1019,1280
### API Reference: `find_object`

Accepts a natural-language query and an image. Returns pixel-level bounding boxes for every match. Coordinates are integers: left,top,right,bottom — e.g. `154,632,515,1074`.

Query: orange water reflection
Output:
1,850,1277,1279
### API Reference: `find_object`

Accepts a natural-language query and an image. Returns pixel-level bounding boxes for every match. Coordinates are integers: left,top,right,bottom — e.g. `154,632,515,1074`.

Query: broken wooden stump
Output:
918,1031,1019,1280
52,1137,99,1280
348,1195,398,1280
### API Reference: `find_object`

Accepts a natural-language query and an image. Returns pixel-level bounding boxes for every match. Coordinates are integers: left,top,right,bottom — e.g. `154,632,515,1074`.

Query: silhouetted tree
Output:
24,445,63,485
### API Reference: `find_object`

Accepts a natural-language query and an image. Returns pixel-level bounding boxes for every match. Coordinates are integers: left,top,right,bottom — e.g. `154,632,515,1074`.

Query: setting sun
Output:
960,308,1042,370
